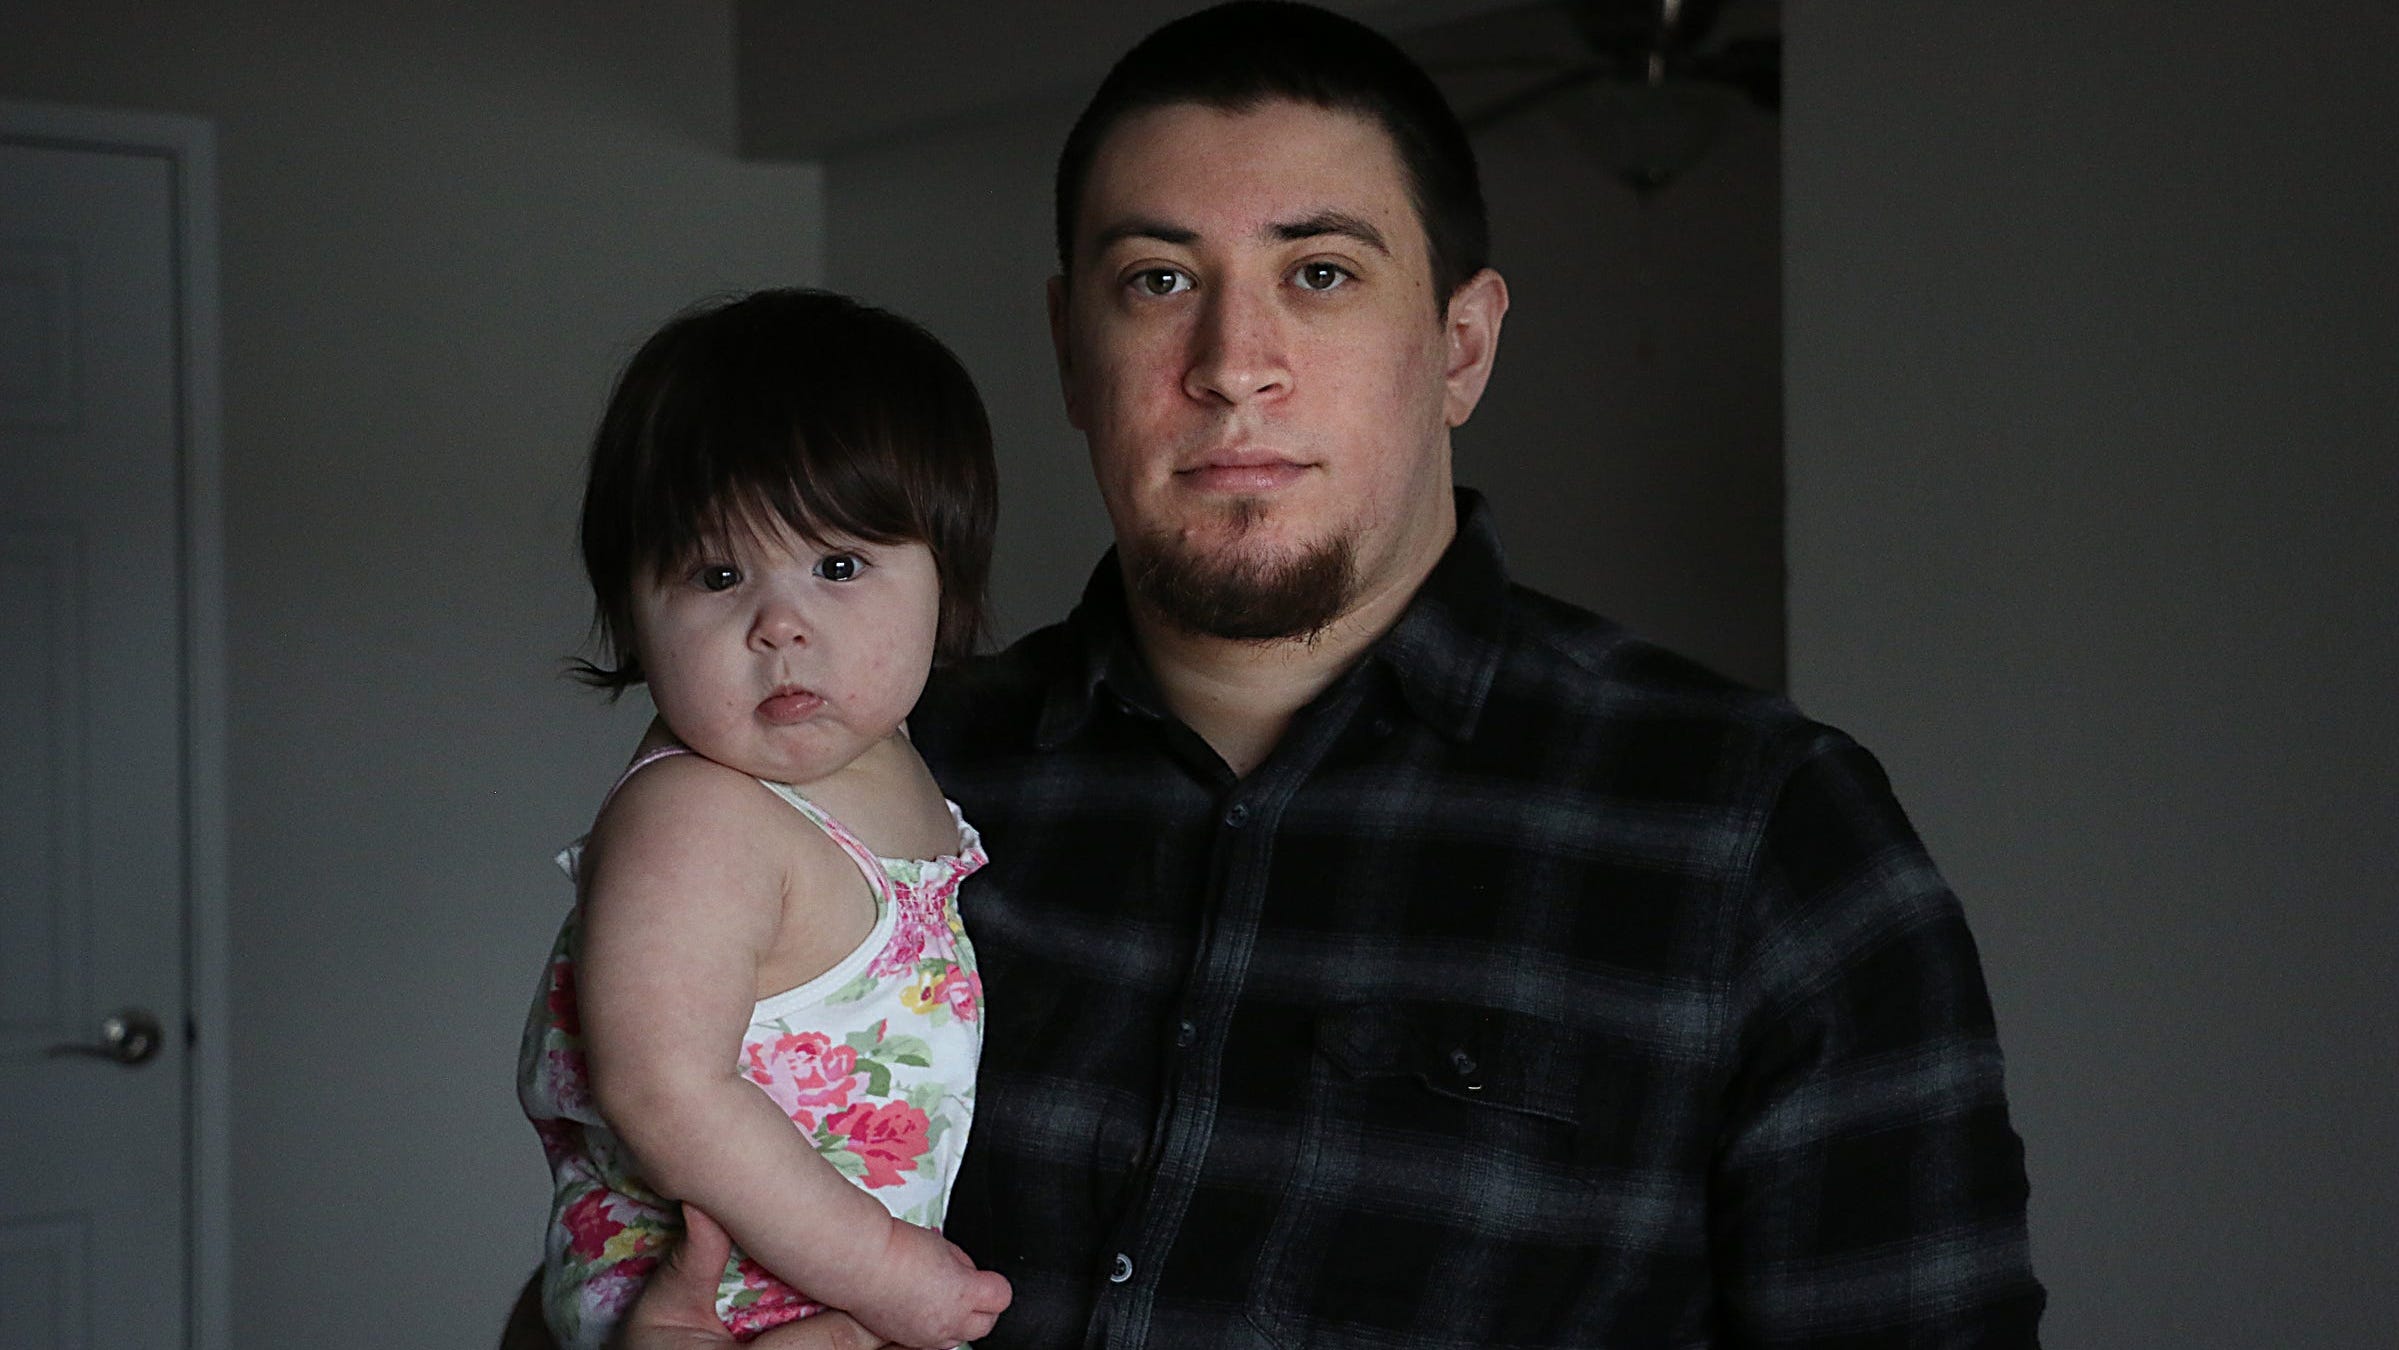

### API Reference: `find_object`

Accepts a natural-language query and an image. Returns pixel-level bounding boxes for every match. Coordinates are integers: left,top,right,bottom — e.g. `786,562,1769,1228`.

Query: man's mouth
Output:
1176,447,1311,494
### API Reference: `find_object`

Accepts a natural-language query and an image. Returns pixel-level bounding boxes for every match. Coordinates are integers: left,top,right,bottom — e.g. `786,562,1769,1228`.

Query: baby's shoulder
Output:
593,752,776,840
583,755,844,896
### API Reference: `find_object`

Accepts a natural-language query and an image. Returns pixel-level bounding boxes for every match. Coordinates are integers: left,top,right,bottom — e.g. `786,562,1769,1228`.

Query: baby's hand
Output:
843,1216,1012,1349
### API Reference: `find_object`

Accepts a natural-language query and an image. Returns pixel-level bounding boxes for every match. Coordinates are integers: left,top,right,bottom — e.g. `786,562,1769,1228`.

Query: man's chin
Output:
1125,531,1357,642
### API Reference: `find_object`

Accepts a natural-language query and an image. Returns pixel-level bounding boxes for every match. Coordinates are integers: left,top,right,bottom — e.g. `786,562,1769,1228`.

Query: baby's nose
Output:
749,604,807,648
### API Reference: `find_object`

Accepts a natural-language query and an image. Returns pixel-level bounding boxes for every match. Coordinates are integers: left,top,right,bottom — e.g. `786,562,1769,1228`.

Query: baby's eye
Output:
814,553,864,583
1293,261,1352,292
695,564,741,592
1133,268,1193,297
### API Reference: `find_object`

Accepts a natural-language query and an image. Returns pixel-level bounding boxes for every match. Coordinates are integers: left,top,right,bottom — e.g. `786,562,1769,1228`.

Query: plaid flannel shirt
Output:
914,491,2042,1349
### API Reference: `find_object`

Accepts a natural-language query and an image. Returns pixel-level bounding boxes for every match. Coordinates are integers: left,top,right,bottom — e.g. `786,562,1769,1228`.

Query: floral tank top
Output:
517,748,988,1349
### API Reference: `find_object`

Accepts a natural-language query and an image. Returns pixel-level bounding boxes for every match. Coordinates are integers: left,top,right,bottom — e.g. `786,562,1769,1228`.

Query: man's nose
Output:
1183,284,1290,405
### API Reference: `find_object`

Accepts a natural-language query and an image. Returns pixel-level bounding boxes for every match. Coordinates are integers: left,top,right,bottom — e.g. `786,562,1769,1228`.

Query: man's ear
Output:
1048,274,1088,431
1440,268,1509,428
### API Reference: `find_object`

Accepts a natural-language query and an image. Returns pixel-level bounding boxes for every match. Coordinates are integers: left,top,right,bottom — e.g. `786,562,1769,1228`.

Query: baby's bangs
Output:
645,433,920,576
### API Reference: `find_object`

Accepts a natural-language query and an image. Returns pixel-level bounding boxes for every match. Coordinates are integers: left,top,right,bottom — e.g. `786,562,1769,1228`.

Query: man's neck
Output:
1127,525,1452,779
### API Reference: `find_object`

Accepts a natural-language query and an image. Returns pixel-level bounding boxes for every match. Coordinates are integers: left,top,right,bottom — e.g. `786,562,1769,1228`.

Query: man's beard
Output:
1125,500,1356,642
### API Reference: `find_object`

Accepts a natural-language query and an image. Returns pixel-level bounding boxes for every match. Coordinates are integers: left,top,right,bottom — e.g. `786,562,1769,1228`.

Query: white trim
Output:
0,99,230,1350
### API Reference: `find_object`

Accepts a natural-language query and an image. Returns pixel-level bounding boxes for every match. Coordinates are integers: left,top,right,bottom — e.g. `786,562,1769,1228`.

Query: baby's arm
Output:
577,757,1007,1349
613,1205,892,1350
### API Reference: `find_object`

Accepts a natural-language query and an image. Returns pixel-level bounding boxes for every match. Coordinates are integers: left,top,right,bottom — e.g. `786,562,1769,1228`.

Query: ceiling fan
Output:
1444,0,1781,196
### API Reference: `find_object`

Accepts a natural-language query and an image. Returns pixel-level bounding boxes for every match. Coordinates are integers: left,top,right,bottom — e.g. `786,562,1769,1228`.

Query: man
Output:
621,3,2041,1345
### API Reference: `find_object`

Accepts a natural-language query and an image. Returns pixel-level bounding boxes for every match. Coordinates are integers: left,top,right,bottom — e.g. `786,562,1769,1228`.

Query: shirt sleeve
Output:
1710,729,2046,1347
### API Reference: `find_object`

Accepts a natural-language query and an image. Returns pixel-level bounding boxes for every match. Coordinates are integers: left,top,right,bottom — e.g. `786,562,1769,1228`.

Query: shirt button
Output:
1223,802,1250,828
1175,1019,1197,1048
1110,1252,1134,1283
1450,1048,1483,1090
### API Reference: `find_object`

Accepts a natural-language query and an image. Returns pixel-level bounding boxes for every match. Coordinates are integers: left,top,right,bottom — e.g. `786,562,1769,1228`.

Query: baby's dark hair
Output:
574,288,996,691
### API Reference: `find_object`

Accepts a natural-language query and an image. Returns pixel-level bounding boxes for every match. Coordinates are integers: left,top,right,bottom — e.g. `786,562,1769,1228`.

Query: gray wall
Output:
0,3,824,1344
1464,69,1783,688
826,102,1115,645
1786,3,2399,1345
826,54,1785,688
46,0,2381,1344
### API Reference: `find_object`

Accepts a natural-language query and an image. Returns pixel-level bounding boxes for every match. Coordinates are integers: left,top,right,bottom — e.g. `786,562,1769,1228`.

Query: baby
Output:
518,289,1011,1348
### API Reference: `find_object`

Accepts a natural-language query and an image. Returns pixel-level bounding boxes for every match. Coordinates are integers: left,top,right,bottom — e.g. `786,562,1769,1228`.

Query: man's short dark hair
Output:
1054,0,1489,311
575,288,997,689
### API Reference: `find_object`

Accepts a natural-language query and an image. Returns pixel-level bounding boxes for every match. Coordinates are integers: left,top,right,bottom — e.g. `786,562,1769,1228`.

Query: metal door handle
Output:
47,1008,164,1066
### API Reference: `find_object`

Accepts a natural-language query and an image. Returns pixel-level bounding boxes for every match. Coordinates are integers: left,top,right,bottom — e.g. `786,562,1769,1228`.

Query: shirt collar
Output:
1033,487,1512,749
1372,487,1510,741
1032,557,1153,748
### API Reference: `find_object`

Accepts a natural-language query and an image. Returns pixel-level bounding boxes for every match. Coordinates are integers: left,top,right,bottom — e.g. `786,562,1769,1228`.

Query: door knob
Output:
47,1008,165,1066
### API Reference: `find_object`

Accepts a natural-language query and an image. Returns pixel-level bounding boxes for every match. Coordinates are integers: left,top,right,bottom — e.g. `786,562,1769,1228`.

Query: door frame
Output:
1,99,228,1350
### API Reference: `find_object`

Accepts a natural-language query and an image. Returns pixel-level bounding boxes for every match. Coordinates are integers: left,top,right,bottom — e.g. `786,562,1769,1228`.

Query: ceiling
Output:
733,0,1529,158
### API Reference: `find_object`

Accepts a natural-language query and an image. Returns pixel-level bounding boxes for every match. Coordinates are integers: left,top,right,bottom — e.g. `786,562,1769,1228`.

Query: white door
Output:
0,128,194,1348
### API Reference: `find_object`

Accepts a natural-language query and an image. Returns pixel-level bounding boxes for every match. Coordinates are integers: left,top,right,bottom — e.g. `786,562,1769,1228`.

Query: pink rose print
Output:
532,1116,581,1163
824,1100,932,1189
734,1257,790,1294
873,888,956,976
742,1031,861,1131
546,959,582,1037
562,1188,627,1260
546,1047,594,1117
935,964,981,1023
873,922,929,978
586,1256,659,1315
723,1257,824,1340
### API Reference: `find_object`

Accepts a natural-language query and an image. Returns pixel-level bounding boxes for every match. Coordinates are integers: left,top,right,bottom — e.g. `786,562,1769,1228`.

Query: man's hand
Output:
613,1205,893,1350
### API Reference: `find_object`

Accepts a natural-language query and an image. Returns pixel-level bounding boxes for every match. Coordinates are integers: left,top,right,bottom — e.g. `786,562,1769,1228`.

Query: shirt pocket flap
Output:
1314,1002,1587,1127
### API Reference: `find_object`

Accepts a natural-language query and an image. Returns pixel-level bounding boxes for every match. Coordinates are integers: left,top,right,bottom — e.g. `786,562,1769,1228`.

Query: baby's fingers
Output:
966,1268,1012,1316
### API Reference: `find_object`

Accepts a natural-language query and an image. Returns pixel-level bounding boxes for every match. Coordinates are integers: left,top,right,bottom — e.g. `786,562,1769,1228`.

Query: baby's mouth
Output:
758,686,824,724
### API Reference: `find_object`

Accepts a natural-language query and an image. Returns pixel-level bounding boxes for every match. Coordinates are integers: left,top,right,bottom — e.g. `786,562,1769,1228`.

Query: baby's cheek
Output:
837,656,900,716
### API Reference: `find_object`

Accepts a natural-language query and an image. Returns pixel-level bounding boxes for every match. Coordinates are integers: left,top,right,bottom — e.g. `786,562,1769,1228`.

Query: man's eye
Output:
1133,268,1193,297
1294,261,1351,292
814,553,863,583
695,564,741,592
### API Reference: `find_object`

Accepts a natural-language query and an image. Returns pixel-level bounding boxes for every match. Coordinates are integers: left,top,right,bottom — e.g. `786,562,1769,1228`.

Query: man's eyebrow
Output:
1267,211,1389,253
1091,217,1199,253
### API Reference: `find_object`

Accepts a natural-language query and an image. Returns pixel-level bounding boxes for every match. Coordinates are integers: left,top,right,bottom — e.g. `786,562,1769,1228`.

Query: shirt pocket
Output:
1315,1001,1590,1130
1246,1002,1687,1349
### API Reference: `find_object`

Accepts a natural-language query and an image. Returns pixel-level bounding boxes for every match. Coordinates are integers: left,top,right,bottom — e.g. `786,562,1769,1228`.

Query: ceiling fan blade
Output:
1462,63,1606,131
